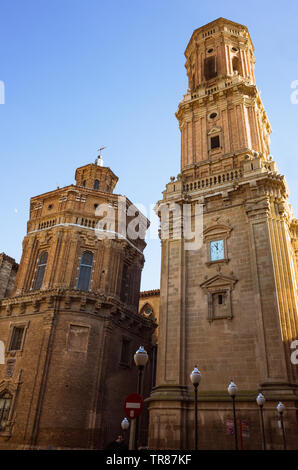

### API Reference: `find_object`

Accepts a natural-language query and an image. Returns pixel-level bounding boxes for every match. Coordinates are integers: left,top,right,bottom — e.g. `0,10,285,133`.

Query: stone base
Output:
147,385,298,450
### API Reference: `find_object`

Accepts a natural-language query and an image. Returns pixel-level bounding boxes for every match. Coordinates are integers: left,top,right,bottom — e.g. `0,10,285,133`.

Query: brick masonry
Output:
0,158,156,449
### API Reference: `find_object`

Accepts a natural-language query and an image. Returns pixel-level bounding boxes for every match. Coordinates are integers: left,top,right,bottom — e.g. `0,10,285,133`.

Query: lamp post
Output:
277,402,287,450
190,366,201,450
228,380,238,450
133,346,148,450
121,417,130,445
256,393,266,450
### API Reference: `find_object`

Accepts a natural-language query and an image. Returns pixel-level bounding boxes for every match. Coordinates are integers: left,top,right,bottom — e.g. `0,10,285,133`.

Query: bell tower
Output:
178,17,271,171
148,18,298,450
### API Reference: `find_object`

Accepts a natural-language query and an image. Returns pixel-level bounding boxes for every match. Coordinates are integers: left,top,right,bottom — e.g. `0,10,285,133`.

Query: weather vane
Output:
98,146,107,157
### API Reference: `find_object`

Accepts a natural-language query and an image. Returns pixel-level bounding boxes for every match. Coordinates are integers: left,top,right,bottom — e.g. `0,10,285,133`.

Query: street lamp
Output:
121,417,130,431
190,366,201,450
121,417,130,446
134,346,148,450
256,393,266,450
228,380,238,450
277,402,287,450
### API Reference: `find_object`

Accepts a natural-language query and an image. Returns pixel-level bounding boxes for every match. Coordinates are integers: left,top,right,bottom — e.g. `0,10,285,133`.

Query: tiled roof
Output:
140,289,160,297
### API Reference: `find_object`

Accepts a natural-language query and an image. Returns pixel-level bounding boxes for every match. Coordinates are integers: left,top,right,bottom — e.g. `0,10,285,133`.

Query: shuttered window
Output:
33,251,48,290
9,326,25,351
77,251,93,291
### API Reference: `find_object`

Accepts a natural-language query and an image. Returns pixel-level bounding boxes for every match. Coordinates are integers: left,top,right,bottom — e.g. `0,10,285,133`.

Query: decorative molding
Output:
208,125,222,136
203,223,233,241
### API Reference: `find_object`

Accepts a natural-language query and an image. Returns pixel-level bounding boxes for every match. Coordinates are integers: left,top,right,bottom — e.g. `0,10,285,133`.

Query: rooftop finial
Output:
96,146,107,166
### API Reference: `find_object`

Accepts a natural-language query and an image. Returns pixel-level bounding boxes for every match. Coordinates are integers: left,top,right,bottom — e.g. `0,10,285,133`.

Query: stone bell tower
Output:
148,18,298,450
180,16,270,170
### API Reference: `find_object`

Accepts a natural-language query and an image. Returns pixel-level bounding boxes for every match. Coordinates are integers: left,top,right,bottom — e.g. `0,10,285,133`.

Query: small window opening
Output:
209,112,218,119
204,56,217,80
211,136,220,149
232,56,242,76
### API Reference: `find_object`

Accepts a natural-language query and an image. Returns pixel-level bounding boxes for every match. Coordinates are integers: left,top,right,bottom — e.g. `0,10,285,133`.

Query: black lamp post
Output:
277,402,287,450
190,366,201,450
133,346,148,450
228,380,238,450
256,393,266,450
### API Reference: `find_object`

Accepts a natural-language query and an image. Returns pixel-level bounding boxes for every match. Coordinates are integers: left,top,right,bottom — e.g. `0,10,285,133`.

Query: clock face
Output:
210,239,224,261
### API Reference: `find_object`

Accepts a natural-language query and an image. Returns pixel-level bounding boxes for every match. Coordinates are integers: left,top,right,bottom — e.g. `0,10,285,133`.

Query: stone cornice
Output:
185,18,253,59
0,253,18,270
176,82,264,119
0,288,147,320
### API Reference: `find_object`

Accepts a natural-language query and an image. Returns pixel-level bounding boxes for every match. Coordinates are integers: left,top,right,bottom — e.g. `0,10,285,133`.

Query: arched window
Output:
232,56,242,76
94,179,99,190
0,391,12,430
77,251,93,291
204,56,217,80
33,251,48,290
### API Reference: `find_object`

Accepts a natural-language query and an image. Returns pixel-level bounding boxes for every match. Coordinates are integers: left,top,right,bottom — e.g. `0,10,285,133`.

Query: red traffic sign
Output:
124,393,144,419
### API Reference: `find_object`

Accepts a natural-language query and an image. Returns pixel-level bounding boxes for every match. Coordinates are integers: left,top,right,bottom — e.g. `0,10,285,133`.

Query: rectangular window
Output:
204,56,217,80
211,135,220,149
120,338,131,366
77,252,93,291
33,252,48,290
9,327,25,351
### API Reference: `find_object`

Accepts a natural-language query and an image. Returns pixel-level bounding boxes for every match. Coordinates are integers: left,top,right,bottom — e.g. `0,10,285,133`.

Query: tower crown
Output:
75,162,118,193
185,17,255,92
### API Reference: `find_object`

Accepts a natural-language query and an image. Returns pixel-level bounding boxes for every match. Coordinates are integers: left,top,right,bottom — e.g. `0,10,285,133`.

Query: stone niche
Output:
200,273,237,322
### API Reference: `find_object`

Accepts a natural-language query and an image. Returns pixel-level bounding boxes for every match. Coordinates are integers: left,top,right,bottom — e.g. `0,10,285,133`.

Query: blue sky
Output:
0,0,298,290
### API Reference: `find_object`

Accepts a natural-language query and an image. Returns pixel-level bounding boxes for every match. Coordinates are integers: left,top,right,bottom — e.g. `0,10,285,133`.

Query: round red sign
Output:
124,393,144,419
